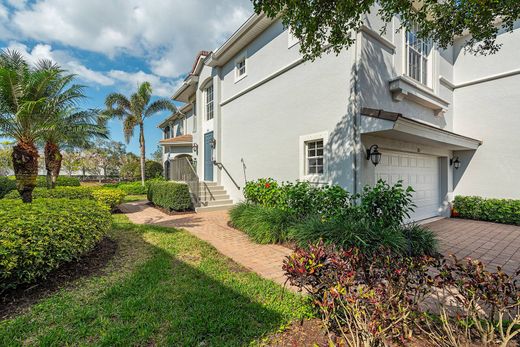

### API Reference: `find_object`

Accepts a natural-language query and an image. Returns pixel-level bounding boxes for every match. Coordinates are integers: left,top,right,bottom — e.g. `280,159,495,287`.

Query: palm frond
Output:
123,115,138,144
144,98,177,118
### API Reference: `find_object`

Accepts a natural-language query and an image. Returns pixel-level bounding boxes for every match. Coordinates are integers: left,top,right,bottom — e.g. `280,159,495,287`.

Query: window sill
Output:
389,76,449,116
234,73,247,84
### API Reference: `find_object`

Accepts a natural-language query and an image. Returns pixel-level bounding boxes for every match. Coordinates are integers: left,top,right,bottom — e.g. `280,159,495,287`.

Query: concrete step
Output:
199,181,219,187
199,186,226,194
196,204,234,212
199,194,230,202
200,199,233,207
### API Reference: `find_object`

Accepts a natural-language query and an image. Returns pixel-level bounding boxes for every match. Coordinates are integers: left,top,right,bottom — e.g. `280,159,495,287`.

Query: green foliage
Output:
229,203,297,244
91,188,126,210
141,160,163,179
147,181,192,211
109,181,147,195
237,178,436,255
253,0,520,61
4,186,126,210
453,195,520,225
36,175,80,187
0,198,111,291
0,176,16,198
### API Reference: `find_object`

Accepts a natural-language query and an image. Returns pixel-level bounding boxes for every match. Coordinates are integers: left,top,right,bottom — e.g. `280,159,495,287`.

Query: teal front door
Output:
204,131,214,181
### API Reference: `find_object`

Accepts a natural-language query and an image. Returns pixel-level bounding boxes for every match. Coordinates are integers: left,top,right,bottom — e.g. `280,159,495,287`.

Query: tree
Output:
103,82,177,186
0,50,61,202
133,160,163,180
93,140,127,178
151,145,163,162
35,60,107,188
0,141,13,176
61,150,82,176
253,0,520,61
120,153,140,180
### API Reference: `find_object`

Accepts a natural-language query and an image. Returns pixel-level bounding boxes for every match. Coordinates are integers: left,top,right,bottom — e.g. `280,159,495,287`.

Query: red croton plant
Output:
283,242,519,346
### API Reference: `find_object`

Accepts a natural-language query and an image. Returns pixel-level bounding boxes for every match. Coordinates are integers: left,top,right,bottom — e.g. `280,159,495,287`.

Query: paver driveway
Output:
425,218,520,274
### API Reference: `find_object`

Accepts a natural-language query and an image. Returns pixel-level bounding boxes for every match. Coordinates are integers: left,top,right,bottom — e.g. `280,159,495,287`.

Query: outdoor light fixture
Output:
450,157,461,170
210,138,217,149
192,143,198,154
366,144,382,166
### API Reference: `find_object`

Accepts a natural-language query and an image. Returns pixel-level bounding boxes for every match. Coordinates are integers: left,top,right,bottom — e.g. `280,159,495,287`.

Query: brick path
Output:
120,201,293,288
425,218,520,274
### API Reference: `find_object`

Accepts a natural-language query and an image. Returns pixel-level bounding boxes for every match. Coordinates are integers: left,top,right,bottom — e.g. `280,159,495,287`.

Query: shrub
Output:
453,195,520,225
0,198,111,291
229,203,297,244
243,178,284,207
36,176,80,187
147,181,192,211
4,186,126,210
91,188,126,210
284,243,435,346
0,176,16,198
114,181,147,195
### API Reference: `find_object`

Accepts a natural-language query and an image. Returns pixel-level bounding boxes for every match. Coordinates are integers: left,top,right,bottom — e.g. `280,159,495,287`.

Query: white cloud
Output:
107,70,181,98
10,0,253,78
3,41,115,86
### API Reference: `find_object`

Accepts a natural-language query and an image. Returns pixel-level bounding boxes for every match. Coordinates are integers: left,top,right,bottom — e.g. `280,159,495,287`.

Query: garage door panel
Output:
375,151,440,221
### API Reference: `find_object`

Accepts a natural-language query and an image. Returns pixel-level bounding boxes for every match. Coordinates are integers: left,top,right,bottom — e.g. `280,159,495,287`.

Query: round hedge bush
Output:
0,198,111,291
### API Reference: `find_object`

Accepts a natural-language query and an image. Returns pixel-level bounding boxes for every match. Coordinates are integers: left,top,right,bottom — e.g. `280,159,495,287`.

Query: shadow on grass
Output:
0,216,308,346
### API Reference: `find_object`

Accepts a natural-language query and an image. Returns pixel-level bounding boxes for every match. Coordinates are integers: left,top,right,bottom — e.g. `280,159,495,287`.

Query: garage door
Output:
375,151,440,221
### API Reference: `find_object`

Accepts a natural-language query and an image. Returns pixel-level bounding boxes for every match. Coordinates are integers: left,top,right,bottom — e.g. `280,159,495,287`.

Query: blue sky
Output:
0,0,253,156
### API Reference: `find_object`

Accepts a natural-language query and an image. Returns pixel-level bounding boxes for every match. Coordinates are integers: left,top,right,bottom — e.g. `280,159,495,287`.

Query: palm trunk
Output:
44,141,62,189
12,141,39,203
139,122,146,186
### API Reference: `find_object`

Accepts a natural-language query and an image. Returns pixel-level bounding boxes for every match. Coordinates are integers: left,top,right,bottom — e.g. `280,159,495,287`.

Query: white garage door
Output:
375,151,440,221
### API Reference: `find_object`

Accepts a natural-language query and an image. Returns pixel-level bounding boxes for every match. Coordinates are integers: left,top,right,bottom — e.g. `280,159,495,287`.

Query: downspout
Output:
352,31,363,196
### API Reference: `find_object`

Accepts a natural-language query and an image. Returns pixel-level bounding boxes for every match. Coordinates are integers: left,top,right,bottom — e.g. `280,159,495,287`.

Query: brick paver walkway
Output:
120,201,294,288
425,218,520,274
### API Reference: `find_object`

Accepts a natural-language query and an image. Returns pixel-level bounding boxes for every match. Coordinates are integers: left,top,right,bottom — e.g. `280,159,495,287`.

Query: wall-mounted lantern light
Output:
366,144,382,166
192,143,198,154
210,138,217,149
450,157,461,170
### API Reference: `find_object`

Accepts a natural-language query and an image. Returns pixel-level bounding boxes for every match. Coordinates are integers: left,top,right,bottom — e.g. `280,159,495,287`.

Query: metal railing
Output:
213,161,241,190
170,157,200,207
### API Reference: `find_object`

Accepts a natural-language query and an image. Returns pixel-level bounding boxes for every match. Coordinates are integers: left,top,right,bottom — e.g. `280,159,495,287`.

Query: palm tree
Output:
0,50,60,202
34,60,108,188
104,82,177,186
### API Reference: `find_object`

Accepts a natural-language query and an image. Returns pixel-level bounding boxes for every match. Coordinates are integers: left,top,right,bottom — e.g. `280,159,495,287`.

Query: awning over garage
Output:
360,108,482,150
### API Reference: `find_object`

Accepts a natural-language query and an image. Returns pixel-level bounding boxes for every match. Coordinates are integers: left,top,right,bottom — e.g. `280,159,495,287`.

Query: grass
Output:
0,215,311,346
122,194,147,203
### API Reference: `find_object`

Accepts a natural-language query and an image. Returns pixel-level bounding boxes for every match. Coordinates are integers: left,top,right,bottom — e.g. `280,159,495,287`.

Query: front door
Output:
204,131,214,181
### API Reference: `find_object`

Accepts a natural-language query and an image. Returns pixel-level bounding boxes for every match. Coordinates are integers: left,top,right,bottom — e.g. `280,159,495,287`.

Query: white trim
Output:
440,68,520,89
299,131,329,182
360,25,396,52
234,52,248,83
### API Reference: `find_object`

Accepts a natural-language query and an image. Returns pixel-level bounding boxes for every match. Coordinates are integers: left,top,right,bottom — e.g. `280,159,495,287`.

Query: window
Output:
205,84,214,120
192,103,197,132
177,117,184,135
406,23,432,85
235,56,247,82
164,126,170,139
305,140,324,175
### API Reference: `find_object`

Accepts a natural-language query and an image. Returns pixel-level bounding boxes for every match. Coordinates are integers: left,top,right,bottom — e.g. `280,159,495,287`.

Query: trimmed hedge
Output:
453,195,520,225
4,187,126,210
0,198,111,291
147,181,192,211
0,176,16,198
36,176,81,187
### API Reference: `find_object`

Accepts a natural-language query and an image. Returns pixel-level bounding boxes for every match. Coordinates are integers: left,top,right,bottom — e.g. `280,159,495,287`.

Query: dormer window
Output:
234,54,247,82
164,126,171,139
406,24,432,86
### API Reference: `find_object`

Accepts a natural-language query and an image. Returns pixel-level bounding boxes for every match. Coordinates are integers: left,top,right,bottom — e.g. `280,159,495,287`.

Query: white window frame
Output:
234,53,247,83
405,23,433,87
205,84,214,120
288,28,299,48
192,102,197,133
299,131,328,181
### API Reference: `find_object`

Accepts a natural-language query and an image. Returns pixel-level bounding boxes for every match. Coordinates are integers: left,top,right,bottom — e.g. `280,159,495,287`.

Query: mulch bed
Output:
0,237,117,320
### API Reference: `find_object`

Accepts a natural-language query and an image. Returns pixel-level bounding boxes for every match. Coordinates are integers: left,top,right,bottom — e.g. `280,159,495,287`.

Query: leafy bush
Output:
0,198,111,291
147,181,192,211
229,203,297,244
0,176,16,198
91,188,126,210
453,195,520,225
284,244,519,346
35,176,80,187
113,181,147,195
4,186,126,210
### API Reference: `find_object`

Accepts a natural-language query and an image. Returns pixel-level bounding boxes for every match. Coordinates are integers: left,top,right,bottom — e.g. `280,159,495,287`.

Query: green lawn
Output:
122,194,148,202
0,215,311,346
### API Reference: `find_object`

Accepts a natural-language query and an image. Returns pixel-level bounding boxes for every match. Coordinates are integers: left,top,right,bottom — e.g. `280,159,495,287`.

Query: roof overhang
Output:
159,134,193,147
157,103,194,128
360,108,482,150
207,13,274,67
172,75,199,103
